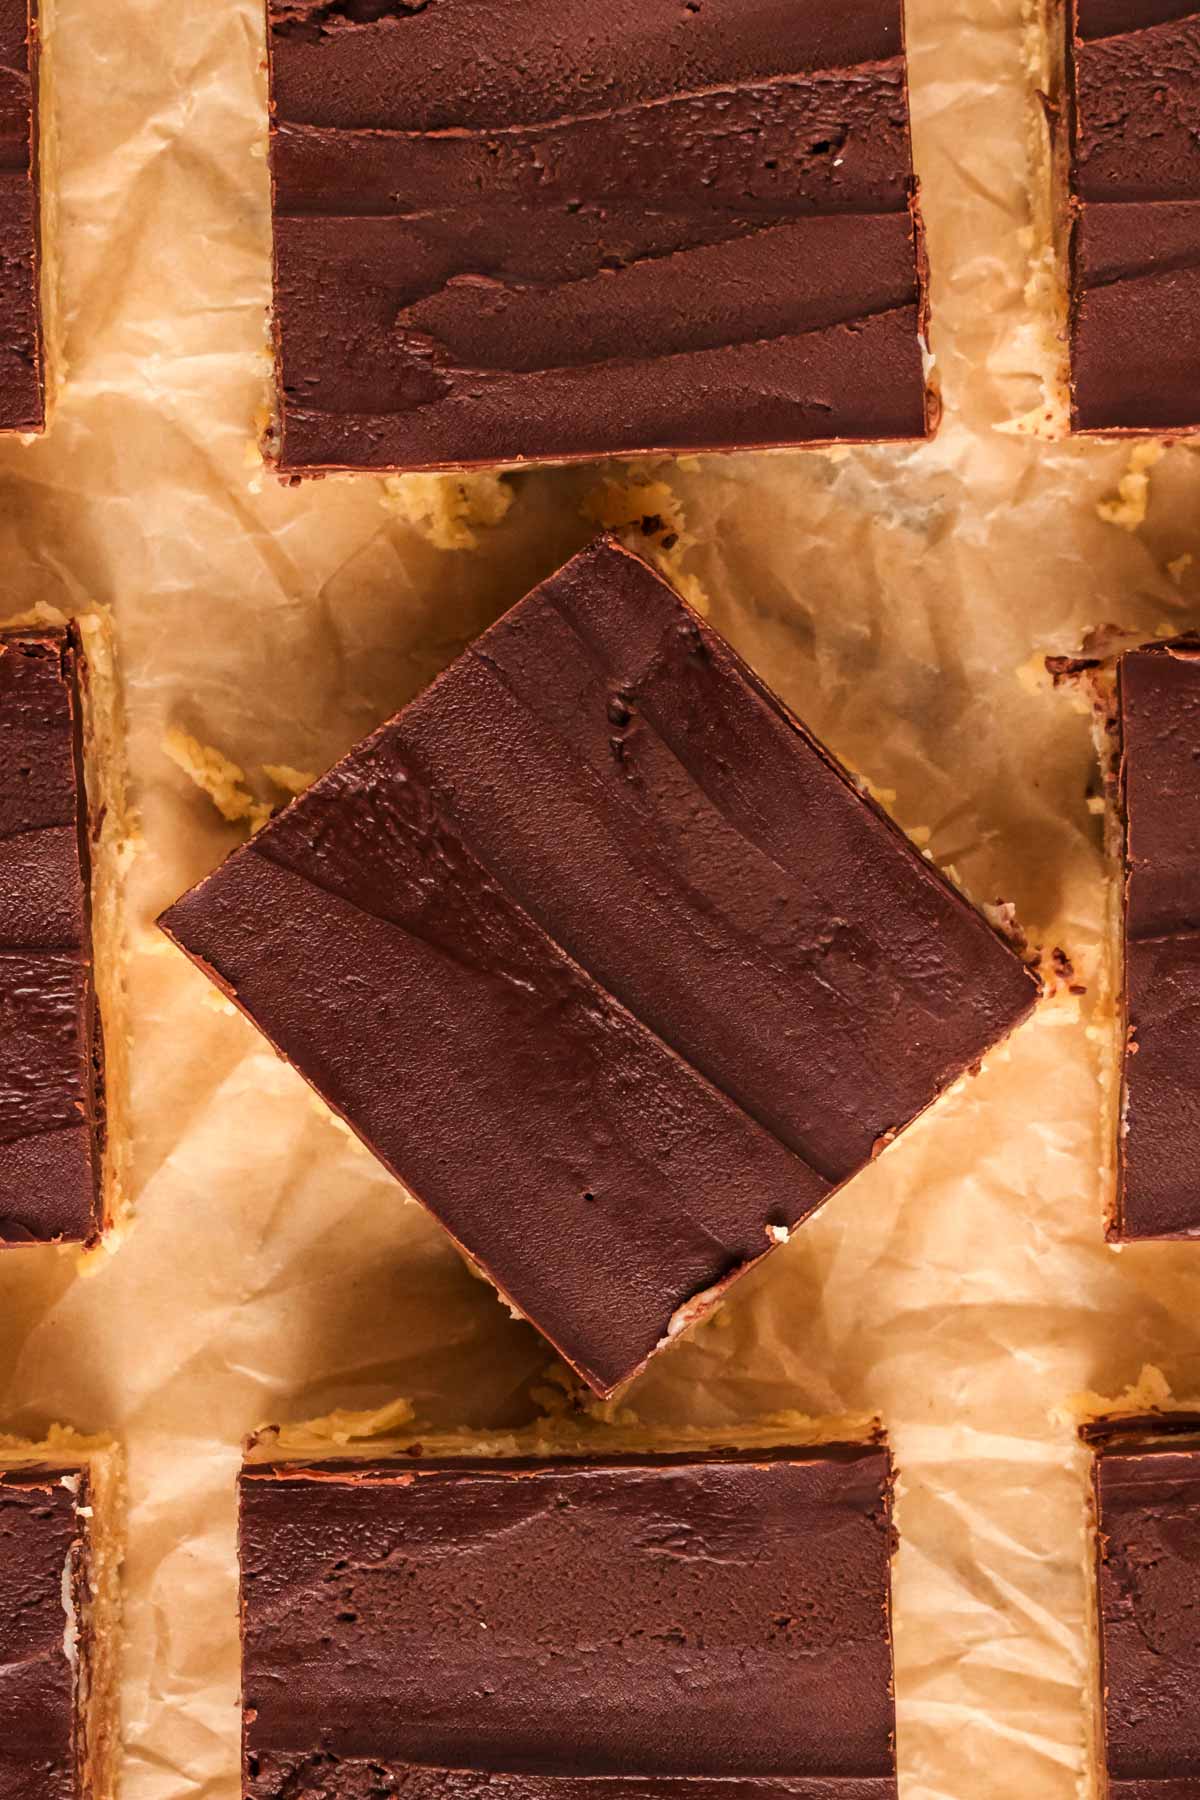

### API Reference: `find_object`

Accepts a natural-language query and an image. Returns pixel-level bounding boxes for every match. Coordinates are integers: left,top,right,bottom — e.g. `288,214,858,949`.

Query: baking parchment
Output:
3,1,1200,1795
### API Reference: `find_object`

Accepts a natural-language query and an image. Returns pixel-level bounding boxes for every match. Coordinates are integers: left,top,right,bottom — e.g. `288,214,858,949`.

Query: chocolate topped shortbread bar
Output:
1086,1418,1200,1794
1114,639,1200,1237
0,0,43,431
1060,0,1200,431
267,0,935,473
0,627,110,1246
0,1454,118,1800
240,1441,899,1799
161,537,1037,1394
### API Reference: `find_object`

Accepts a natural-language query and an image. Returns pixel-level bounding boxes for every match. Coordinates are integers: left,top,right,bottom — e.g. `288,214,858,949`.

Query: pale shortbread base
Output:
1047,653,1123,1240
1008,0,1071,441
75,612,135,1249
246,1399,884,1467
0,1430,124,1800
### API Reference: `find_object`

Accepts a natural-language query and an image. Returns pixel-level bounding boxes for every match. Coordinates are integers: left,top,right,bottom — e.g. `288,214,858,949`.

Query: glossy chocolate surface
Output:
0,1464,90,1800
1066,0,1200,430
1090,1424,1200,1792
1116,639,1200,1236
0,628,104,1246
241,1447,898,1800
161,539,1036,1394
267,0,932,472
0,0,41,432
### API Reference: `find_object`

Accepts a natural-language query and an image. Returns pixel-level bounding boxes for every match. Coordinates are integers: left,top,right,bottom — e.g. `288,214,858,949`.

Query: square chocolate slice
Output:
0,0,43,432
0,1454,117,1800
267,0,934,474
1060,0,1200,432
241,1441,898,1799
0,626,112,1246
161,537,1037,1394
1086,1418,1200,1795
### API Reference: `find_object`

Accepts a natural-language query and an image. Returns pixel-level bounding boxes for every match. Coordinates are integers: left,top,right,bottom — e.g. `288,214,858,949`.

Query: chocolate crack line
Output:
0,1644,65,1683
0,1118,88,1152
275,63,906,142
1077,5,1200,46
290,304,920,417
275,202,914,225
1125,921,1200,946
1077,250,1200,291
248,836,835,1193
1075,189,1200,215
0,821,78,846
0,943,90,958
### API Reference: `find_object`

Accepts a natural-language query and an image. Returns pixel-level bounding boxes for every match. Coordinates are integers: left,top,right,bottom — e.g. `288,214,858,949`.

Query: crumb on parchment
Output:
262,763,315,797
582,466,711,616
162,727,272,832
382,471,515,551
164,737,318,830
1096,442,1164,531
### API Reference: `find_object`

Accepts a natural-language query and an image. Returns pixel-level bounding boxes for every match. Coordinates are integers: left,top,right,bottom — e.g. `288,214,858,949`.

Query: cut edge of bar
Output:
35,0,62,434
1014,0,1072,441
243,1405,889,1470
73,611,136,1255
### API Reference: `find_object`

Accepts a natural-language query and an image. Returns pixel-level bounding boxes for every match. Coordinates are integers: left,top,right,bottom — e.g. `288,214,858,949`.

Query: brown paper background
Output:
4,1,1200,1795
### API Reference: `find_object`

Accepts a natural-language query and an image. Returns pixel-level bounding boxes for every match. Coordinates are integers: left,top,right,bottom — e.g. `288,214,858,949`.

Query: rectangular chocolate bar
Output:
241,1441,898,1800
1059,0,1200,431
267,0,934,474
0,1455,114,1800
1086,1418,1200,1795
1115,639,1200,1237
161,537,1037,1395
0,627,107,1245
0,0,43,432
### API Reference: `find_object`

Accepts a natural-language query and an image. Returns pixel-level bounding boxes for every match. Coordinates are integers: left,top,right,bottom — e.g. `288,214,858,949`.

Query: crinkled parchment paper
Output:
5,1,1200,1796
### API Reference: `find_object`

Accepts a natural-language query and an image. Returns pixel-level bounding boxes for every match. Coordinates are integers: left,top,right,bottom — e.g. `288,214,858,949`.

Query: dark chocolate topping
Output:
247,1762,896,1800
0,1465,89,1800
0,629,104,1246
1093,1433,1200,1786
267,0,931,472
1067,3,1200,428
162,540,1035,1394
0,0,41,433
241,1448,897,1794
1115,641,1200,1237
396,540,1036,1184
